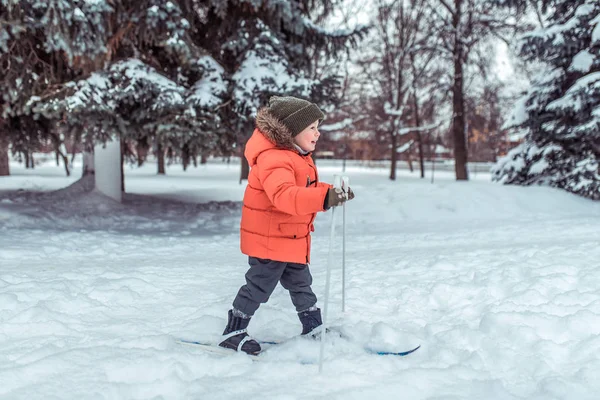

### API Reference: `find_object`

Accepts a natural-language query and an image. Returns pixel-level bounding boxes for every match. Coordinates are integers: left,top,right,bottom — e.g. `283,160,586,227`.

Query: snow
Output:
302,16,365,38
117,59,183,97
547,72,600,114
188,56,226,108
73,7,86,20
434,144,450,154
320,118,353,132
2,156,600,399
569,50,594,73
568,72,600,94
384,102,406,117
232,48,310,114
528,157,549,175
396,140,414,153
575,3,594,19
508,130,528,142
503,95,529,130
65,72,113,112
593,15,600,44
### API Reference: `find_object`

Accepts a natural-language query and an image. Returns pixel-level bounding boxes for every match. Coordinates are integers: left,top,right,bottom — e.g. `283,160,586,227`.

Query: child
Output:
219,95,355,355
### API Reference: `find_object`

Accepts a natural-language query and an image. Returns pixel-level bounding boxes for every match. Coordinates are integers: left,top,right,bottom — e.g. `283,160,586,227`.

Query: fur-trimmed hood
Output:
255,107,297,151
244,107,302,167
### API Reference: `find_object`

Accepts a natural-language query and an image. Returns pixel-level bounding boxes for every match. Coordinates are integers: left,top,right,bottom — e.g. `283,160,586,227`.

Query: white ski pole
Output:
341,176,349,313
319,175,340,373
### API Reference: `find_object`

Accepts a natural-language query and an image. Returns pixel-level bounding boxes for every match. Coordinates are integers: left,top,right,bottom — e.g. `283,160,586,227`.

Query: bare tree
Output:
357,0,441,180
425,0,526,179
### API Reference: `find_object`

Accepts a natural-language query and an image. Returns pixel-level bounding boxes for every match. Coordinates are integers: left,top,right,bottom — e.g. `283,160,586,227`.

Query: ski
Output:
176,335,420,359
175,338,262,360
370,344,421,357
258,338,421,357
256,327,420,357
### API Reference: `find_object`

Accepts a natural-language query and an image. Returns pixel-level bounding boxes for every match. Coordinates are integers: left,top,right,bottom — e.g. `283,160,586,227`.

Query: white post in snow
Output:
82,151,95,175
94,140,122,202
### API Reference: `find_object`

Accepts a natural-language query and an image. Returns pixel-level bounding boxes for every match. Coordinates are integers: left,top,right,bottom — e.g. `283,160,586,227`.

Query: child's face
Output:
294,120,320,153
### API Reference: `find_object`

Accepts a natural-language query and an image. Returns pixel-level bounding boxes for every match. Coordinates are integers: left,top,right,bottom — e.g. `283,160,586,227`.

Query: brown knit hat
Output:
267,96,325,137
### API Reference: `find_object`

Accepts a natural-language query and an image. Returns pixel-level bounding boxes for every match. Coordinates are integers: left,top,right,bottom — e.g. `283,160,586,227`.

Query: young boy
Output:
219,95,355,355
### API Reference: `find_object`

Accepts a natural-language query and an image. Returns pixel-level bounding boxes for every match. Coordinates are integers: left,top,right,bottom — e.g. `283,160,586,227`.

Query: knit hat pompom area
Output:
266,96,325,137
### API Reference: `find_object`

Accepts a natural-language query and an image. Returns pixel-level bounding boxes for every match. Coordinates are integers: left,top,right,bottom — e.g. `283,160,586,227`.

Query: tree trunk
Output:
136,139,149,167
452,1,469,180
156,141,165,175
390,132,397,181
71,141,78,164
413,94,425,179
24,151,30,169
240,120,253,183
201,153,208,164
417,133,425,178
120,136,125,192
182,144,190,171
60,153,70,177
29,153,35,169
240,143,249,184
0,130,9,176
53,135,70,176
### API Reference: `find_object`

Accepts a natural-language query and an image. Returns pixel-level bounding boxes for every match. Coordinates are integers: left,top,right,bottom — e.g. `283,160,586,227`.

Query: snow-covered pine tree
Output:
0,0,113,176
2,0,364,179
50,0,221,177
492,0,600,200
1,1,226,175
192,0,368,179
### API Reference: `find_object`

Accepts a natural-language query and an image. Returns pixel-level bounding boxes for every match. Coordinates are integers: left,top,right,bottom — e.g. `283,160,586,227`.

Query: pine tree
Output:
1,0,224,177
1,0,365,179
0,0,115,176
492,0,600,200
191,0,367,179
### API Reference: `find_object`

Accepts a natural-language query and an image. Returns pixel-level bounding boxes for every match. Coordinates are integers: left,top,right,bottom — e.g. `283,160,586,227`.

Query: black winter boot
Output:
218,310,261,355
298,307,323,336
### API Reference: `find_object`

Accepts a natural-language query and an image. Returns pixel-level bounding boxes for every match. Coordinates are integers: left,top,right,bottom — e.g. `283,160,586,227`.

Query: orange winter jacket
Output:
240,107,331,264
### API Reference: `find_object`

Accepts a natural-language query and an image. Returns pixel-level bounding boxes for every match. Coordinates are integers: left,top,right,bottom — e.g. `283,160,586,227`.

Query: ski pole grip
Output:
333,174,342,190
333,175,350,199
341,176,349,199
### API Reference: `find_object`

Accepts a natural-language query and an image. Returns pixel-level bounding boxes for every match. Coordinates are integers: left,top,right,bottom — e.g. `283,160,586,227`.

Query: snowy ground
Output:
1,156,600,400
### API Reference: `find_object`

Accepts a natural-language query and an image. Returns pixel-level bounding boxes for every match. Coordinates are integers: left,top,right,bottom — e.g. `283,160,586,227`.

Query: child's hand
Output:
347,187,355,201
324,186,355,209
